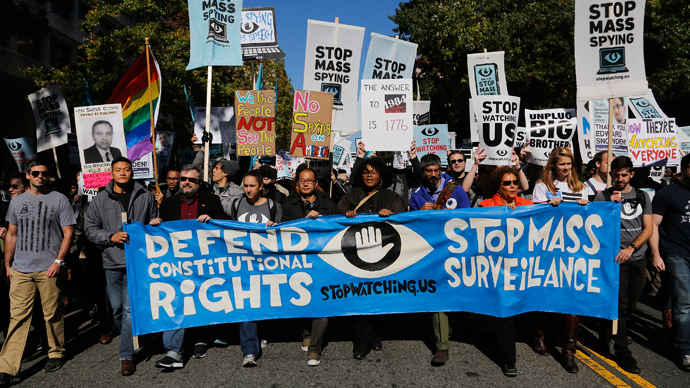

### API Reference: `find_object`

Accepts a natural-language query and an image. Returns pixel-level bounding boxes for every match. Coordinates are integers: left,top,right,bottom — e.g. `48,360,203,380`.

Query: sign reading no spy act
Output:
125,203,621,336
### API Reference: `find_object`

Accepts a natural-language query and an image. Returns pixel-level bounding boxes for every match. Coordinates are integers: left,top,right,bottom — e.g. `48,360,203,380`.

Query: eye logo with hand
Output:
319,222,433,278
241,21,260,34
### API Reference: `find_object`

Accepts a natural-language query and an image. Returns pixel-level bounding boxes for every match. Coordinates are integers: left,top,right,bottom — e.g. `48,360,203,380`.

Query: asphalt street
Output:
7,293,688,388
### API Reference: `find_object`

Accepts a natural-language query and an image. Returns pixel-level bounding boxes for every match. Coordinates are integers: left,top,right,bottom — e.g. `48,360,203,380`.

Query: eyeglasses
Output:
10,184,24,190
30,171,49,178
362,170,379,177
501,180,519,187
180,177,199,184
167,177,180,181
298,178,316,184
450,159,465,164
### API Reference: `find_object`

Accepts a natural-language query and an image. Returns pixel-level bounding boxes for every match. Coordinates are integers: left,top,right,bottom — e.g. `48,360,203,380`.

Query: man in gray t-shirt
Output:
0,161,76,382
593,156,652,374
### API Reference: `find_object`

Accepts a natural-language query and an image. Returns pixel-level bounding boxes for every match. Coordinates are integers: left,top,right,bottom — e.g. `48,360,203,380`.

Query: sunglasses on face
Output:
31,171,49,178
10,184,23,189
180,177,199,184
501,180,519,187
450,159,465,164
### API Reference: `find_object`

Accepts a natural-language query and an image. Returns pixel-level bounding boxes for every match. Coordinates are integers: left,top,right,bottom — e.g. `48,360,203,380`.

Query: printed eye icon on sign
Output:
208,18,229,43
636,99,650,108
319,221,432,278
7,142,21,152
597,47,628,74
421,127,439,137
321,83,342,106
496,149,508,157
478,66,493,77
240,21,259,34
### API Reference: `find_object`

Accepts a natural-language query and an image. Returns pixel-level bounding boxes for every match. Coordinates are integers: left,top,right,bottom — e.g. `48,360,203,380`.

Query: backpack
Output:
231,197,277,222
602,187,646,210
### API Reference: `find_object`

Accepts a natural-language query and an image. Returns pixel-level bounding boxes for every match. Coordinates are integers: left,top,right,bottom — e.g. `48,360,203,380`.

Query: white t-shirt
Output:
585,177,607,195
532,180,594,203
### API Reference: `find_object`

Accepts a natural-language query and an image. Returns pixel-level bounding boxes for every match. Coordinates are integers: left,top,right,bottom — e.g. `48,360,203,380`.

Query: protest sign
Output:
240,7,286,60
592,98,628,156
155,131,175,168
413,101,431,126
469,99,479,144
414,124,449,164
576,97,595,163
448,132,456,151
574,0,648,100
74,104,126,189
514,127,527,149
235,90,275,156
361,79,414,151
180,149,197,166
362,33,417,80
467,52,508,99
392,151,410,169
193,107,236,159
474,95,521,165
28,85,70,153
289,90,333,160
275,152,290,180
649,165,664,182
125,203,621,336
276,151,304,179
77,172,99,198
132,152,154,180
4,137,37,172
186,0,243,70
627,89,667,119
303,20,365,133
627,118,678,167
678,126,690,157
525,109,577,166
333,140,352,166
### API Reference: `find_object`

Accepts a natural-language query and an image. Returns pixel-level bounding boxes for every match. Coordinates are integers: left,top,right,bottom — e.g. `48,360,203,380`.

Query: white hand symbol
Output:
355,226,394,263
249,213,258,223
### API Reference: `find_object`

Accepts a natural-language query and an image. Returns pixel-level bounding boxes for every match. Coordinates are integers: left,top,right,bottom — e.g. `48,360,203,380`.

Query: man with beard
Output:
594,156,652,374
156,165,226,367
408,154,470,366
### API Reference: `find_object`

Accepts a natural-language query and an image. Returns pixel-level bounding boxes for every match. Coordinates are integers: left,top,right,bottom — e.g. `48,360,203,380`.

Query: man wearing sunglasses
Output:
593,156,652,374
445,150,468,184
409,154,470,367
0,161,76,384
84,157,159,376
156,165,226,366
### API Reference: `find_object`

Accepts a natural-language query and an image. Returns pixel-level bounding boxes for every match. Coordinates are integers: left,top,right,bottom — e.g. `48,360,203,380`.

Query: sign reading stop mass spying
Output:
28,85,70,153
289,91,334,160
474,96,521,165
186,0,243,70
234,90,275,156
124,203,621,336
525,109,577,166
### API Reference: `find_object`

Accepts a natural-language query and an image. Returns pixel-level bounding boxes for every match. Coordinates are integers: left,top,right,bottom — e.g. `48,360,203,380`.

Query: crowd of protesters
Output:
0,140,688,385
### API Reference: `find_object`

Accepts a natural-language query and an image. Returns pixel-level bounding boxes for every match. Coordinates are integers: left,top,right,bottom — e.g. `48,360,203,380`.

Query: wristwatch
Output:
54,259,66,267
629,243,638,251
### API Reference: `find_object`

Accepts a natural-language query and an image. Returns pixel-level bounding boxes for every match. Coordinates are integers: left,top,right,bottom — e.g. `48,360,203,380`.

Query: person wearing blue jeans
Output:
650,153,690,371
85,158,159,376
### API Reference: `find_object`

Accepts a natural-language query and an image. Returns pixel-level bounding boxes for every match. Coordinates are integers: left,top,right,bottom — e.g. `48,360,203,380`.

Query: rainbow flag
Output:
108,50,162,162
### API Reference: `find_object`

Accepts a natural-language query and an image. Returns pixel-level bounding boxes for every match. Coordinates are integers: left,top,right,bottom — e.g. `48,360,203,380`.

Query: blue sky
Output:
244,0,403,89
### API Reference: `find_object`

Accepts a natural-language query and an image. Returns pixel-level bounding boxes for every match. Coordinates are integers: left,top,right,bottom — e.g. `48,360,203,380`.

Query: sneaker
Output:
681,354,690,371
0,372,20,386
155,356,183,369
44,358,64,372
193,344,207,359
307,352,321,366
301,338,310,352
616,355,640,374
501,363,518,377
261,339,268,348
431,349,449,366
242,354,257,367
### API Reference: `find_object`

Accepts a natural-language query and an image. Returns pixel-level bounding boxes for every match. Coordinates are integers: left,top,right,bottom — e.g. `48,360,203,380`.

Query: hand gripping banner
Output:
125,203,620,336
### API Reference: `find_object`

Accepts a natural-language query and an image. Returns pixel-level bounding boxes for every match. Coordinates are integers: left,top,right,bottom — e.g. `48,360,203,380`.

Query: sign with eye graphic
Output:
574,0,648,100
467,51,508,100
124,203,621,336
473,95,521,165
413,124,449,164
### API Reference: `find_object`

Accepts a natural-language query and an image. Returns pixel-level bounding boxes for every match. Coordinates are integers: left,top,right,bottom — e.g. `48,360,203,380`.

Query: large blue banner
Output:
125,203,620,336
187,0,243,70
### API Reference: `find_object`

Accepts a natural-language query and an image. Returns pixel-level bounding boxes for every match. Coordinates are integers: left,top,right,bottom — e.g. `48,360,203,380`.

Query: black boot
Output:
562,315,579,373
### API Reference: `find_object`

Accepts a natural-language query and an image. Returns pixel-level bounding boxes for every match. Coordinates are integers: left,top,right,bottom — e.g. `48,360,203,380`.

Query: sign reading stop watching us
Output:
361,79,414,151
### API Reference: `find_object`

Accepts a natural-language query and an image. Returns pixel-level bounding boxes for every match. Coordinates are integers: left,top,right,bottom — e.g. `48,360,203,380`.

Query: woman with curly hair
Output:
336,157,405,360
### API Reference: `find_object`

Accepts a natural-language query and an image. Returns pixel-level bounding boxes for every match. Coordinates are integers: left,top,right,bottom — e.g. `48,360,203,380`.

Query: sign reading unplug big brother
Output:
125,203,621,336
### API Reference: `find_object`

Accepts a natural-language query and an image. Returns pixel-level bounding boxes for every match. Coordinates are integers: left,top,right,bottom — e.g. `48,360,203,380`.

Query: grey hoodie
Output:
84,180,158,270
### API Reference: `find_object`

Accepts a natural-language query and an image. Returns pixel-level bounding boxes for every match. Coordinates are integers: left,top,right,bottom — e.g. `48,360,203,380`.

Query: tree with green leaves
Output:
391,0,689,140
22,0,294,155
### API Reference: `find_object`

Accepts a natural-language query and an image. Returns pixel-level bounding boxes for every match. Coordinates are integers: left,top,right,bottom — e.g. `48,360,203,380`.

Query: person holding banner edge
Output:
409,154,470,367
531,147,592,373
282,166,337,366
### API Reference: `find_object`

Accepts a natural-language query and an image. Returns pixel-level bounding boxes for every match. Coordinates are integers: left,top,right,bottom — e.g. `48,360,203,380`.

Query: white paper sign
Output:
525,108,577,166
467,51,508,99
627,89,667,119
473,95,520,165
361,79,414,151
576,96,595,163
193,107,235,159
303,20,365,133
28,85,71,152
413,101,431,126
627,118,678,167
574,0,648,100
